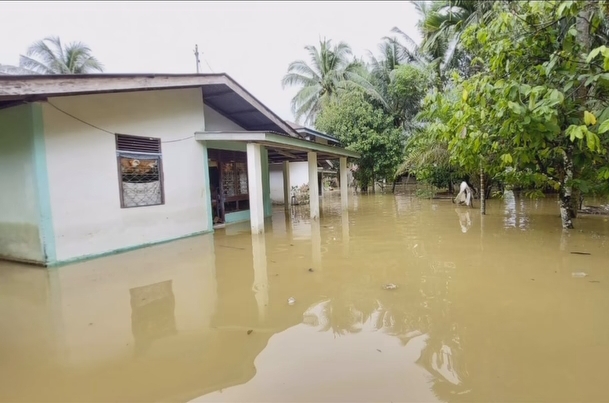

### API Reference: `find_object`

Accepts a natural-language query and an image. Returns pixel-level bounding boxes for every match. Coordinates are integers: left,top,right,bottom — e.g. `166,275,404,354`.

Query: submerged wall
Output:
0,104,49,264
269,161,310,204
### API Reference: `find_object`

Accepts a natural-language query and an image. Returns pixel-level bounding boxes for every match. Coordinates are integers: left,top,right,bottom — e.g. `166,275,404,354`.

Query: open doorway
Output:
209,163,223,224
208,149,251,226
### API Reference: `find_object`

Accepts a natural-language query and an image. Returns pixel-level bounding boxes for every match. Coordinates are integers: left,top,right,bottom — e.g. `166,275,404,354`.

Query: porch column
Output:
308,152,320,220
283,160,290,212
247,143,265,234
340,157,348,209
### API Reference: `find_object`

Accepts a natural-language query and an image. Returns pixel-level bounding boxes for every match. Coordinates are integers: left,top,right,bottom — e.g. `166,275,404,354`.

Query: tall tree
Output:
396,0,493,86
18,36,104,74
433,1,609,229
281,38,359,125
344,38,431,130
316,88,404,191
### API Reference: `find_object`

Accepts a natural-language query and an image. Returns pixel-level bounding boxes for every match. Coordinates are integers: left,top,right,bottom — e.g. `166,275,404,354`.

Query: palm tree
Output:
282,38,359,125
342,39,430,131
392,1,493,86
0,64,37,75
18,36,104,74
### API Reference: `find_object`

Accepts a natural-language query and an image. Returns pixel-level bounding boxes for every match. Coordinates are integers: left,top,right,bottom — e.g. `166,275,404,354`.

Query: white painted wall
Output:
269,164,284,204
0,104,44,263
269,161,309,204
42,88,210,262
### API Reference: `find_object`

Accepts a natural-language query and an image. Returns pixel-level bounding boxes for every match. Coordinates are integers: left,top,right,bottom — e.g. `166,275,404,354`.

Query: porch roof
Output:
195,131,360,162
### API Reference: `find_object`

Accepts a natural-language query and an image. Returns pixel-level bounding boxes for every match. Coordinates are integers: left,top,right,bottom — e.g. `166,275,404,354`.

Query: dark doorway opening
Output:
209,165,223,224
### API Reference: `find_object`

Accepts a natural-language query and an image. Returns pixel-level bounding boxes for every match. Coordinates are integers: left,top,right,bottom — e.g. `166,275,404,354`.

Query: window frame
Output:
115,134,165,209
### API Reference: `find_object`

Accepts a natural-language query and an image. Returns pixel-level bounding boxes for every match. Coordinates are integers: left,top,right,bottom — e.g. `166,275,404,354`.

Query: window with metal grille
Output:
116,134,164,208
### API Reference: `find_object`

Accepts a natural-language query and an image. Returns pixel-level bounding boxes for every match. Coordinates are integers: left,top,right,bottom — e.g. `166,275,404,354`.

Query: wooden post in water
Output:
282,161,290,213
480,165,486,215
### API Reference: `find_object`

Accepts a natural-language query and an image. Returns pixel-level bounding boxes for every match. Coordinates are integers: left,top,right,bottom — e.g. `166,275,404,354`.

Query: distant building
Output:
269,121,351,204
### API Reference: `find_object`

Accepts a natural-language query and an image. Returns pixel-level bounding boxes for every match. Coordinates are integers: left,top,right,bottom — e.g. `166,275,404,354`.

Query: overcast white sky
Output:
1,1,420,122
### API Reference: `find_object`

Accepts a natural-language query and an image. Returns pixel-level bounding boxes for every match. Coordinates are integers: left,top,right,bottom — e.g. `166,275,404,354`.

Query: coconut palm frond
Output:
0,63,38,75
18,36,103,74
282,38,356,122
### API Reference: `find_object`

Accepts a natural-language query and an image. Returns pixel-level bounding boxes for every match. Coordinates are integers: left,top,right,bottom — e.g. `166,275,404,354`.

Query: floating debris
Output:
589,280,601,283
308,268,314,272
571,252,591,255
572,272,588,278
376,349,382,353
287,297,296,305
382,283,398,290
217,244,246,250
247,329,253,335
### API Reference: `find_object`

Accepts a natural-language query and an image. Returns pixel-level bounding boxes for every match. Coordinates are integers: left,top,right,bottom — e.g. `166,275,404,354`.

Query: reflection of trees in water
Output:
302,196,486,400
301,250,471,400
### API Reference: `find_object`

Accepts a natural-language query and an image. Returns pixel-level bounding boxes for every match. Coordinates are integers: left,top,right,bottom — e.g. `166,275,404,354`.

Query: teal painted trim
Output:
262,148,272,217
201,142,214,232
46,229,213,268
30,103,56,264
206,140,246,152
225,210,250,224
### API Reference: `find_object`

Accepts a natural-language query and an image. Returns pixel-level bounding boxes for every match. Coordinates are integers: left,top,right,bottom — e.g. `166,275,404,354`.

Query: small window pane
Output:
236,162,248,195
222,162,236,197
120,156,162,207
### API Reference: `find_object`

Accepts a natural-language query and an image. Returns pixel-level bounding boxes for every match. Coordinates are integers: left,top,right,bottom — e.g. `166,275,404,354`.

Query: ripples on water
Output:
1,192,609,402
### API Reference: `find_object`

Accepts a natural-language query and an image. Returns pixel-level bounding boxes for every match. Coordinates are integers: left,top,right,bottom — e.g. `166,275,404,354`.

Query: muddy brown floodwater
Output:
1,192,609,403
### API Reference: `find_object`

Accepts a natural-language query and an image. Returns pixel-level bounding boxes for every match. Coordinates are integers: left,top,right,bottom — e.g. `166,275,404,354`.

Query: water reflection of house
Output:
0,226,338,402
0,74,358,267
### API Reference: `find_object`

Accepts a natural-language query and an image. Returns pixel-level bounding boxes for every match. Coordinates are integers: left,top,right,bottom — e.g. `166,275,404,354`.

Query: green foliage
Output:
316,89,404,187
414,165,454,190
389,64,432,128
19,36,104,74
283,0,609,225
282,38,360,125
417,1,609,211
415,186,437,199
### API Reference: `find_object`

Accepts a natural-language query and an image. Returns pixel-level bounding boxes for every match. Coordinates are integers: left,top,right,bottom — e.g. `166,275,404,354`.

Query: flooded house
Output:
0,74,358,267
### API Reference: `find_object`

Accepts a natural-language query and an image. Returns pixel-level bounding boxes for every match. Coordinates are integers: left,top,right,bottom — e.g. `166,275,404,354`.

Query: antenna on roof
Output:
194,44,201,74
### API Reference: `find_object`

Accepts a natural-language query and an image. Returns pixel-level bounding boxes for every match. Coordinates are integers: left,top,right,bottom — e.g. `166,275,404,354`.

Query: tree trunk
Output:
560,146,575,229
570,188,580,219
392,180,397,193
485,185,493,201
562,3,594,227
480,166,486,215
